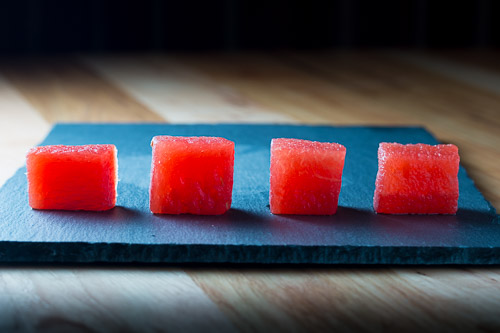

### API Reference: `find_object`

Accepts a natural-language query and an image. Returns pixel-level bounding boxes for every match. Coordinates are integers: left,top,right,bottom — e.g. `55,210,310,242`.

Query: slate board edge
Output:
1,241,500,265
2,123,498,266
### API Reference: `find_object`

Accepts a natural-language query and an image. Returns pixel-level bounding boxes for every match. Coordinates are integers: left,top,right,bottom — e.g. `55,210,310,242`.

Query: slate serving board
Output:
1,124,499,265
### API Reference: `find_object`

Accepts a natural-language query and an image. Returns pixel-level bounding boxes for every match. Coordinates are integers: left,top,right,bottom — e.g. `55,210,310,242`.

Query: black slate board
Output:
1,124,499,265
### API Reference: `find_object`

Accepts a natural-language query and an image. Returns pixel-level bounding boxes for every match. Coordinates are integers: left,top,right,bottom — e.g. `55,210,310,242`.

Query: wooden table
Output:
1,51,499,332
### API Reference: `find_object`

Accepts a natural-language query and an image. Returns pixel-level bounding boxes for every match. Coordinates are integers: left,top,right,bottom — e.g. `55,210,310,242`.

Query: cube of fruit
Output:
26,144,118,211
149,136,234,215
270,138,346,215
373,143,460,214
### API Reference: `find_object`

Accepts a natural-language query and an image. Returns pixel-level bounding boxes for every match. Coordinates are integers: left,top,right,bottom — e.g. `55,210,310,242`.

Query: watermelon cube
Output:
270,138,346,215
26,144,118,211
149,136,234,215
373,143,460,214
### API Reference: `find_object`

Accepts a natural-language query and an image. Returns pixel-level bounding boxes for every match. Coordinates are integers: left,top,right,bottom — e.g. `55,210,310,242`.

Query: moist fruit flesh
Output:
270,138,346,215
149,136,234,215
373,143,459,214
26,144,118,211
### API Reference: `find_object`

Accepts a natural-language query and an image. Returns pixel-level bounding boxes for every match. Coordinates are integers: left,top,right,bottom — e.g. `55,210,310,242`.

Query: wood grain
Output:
394,51,500,96
1,58,165,123
0,75,50,187
0,52,499,332
83,54,294,123
0,267,234,332
189,267,500,332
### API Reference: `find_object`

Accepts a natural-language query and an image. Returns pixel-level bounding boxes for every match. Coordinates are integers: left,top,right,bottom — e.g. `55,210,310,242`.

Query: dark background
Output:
0,0,498,54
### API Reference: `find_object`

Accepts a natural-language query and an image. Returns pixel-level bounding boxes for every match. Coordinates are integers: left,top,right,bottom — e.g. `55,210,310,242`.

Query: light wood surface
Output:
0,51,499,332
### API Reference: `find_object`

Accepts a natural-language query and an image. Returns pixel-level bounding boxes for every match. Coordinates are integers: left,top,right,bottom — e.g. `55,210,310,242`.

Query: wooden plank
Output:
189,267,500,332
1,58,165,123
393,51,500,96
83,54,294,123
0,267,235,332
0,75,50,187
161,52,394,125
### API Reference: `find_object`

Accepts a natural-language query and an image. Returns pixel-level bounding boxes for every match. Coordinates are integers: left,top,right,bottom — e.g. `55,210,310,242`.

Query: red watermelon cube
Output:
373,143,460,214
270,138,346,215
26,144,118,211
149,136,234,215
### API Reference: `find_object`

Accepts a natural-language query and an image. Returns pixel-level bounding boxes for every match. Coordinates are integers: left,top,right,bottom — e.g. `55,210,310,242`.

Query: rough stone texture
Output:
0,124,498,264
